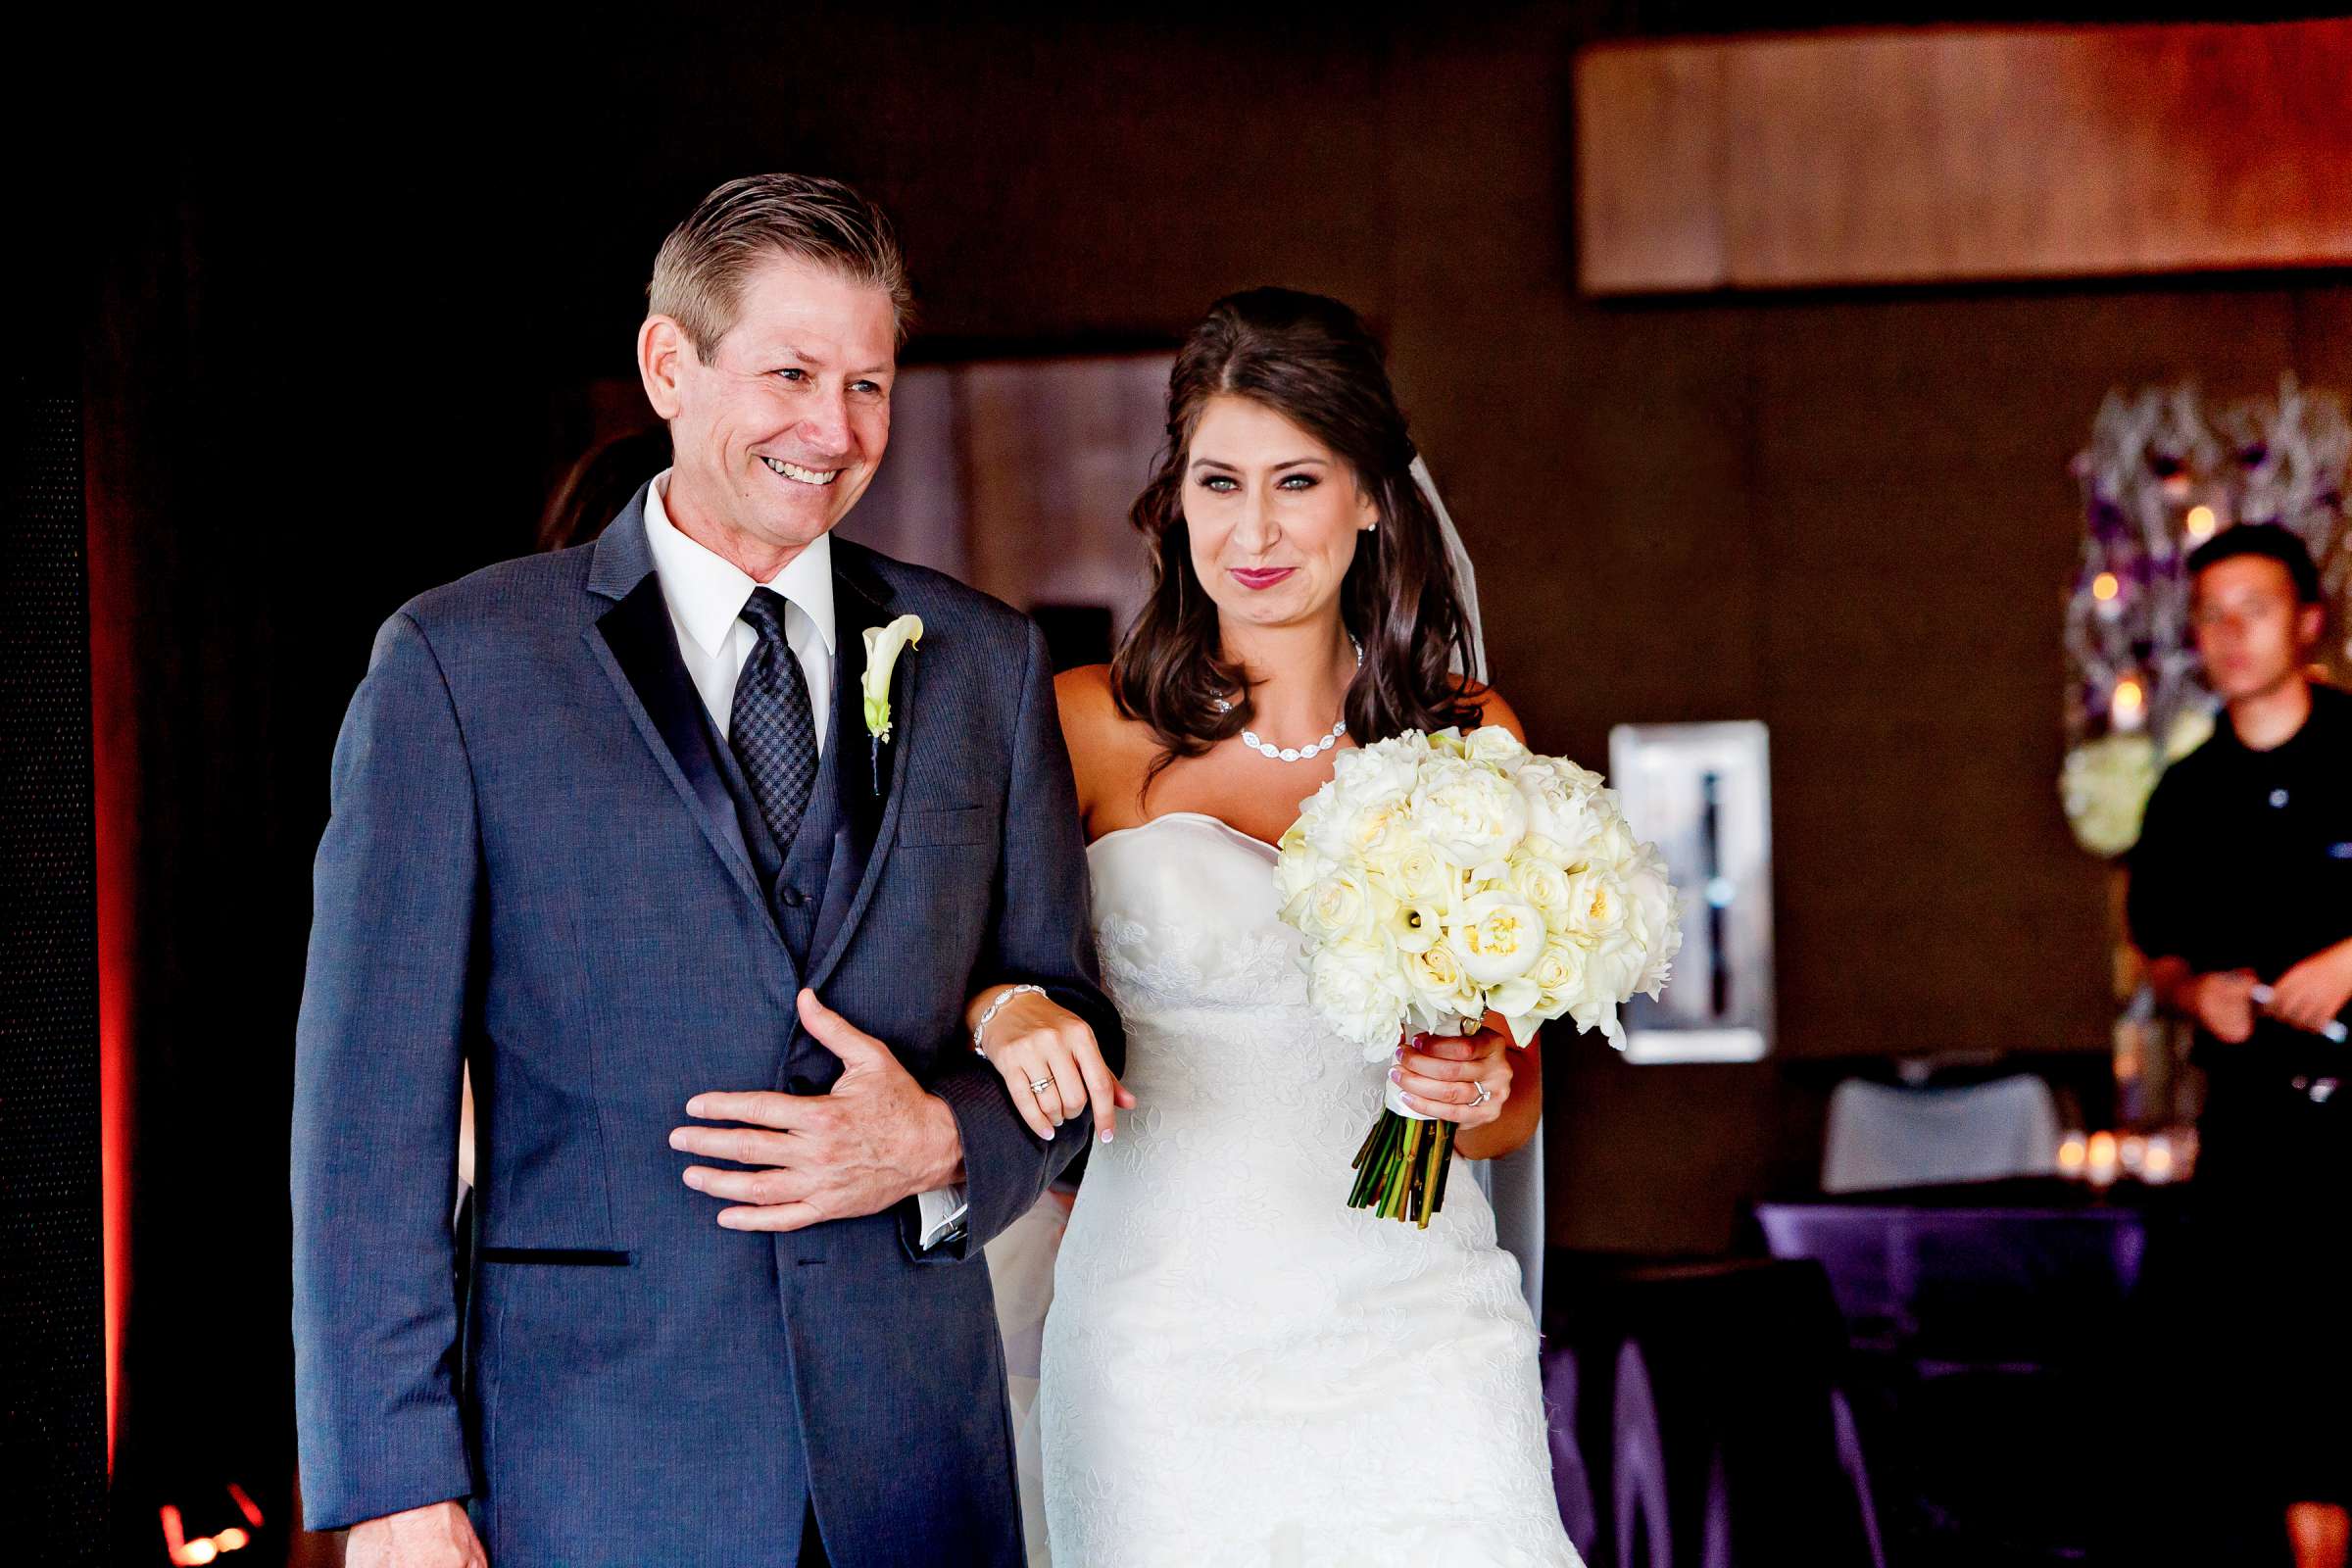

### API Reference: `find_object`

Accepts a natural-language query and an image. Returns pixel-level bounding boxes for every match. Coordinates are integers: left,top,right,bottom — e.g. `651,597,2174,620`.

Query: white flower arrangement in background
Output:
2059,709,2214,858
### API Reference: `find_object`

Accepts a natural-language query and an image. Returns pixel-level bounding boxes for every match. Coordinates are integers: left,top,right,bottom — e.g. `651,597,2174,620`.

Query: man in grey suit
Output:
292,174,1119,1568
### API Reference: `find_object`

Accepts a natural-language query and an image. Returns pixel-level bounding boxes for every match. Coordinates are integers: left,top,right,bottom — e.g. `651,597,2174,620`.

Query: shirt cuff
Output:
914,1184,970,1250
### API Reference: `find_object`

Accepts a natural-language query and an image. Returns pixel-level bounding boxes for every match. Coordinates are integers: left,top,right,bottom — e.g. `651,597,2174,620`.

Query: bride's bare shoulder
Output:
1054,663,1157,813
1456,677,1528,744
1054,662,1131,745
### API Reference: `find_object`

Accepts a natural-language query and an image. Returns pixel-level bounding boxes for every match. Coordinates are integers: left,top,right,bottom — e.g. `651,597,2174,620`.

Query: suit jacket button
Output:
778,887,808,909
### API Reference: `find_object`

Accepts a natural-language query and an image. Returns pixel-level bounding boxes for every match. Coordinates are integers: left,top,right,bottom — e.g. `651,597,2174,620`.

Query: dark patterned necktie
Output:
729,587,819,849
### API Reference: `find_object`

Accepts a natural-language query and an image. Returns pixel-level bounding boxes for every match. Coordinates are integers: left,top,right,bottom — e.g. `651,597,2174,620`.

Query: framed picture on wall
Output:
1607,721,1776,1063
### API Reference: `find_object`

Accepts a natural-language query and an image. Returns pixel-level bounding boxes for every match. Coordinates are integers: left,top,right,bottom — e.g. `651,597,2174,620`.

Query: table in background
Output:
1755,1179,2187,1566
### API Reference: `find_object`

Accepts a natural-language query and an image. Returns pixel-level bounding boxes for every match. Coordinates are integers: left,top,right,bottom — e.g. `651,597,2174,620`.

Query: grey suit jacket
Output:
291,492,1120,1567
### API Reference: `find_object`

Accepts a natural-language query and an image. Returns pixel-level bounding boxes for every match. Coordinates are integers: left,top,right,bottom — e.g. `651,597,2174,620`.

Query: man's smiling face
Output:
645,251,897,567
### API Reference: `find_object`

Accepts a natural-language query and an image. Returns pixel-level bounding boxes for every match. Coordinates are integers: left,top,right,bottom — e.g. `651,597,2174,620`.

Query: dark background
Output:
22,3,2350,1557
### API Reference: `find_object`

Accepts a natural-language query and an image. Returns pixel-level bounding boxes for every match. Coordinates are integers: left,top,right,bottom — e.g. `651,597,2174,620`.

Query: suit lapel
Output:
806,542,917,992
583,495,779,941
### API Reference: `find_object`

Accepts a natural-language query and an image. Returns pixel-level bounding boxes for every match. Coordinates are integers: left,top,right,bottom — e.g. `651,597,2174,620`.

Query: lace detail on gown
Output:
1040,813,1580,1568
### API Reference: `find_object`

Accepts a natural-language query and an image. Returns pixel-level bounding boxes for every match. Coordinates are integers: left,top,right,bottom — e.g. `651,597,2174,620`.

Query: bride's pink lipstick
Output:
1230,566,1297,591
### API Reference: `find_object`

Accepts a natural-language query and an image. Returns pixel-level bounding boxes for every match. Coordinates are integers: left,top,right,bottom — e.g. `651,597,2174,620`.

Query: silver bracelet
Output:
972,984,1048,1055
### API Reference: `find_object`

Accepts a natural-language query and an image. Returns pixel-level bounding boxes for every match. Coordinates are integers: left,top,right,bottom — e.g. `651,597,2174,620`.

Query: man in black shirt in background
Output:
2129,523,2352,1568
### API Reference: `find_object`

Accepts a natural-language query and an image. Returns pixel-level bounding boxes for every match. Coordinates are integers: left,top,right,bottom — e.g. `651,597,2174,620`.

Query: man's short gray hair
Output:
649,173,912,356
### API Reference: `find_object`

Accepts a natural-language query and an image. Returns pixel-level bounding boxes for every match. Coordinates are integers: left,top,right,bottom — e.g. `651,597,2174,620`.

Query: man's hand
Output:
670,990,965,1232
345,1500,485,1568
2185,968,2260,1043
2268,939,2352,1036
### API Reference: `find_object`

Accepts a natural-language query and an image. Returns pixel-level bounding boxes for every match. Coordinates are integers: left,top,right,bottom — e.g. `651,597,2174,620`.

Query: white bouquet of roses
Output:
1276,725,1683,1226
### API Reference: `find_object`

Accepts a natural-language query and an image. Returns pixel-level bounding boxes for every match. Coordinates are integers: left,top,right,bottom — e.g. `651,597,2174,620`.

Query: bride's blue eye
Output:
1278,473,1317,491
1200,475,1239,493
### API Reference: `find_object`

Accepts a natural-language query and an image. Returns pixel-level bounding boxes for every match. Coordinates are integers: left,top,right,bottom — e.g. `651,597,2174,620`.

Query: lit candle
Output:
2086,1130,2120,1188
2111,678,2147,732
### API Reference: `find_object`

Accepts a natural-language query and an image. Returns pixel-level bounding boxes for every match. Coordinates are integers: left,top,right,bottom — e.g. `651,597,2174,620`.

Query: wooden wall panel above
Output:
1576,21,2352,294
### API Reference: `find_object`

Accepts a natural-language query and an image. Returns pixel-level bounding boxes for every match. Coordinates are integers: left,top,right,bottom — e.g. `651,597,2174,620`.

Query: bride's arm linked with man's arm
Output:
964,993,1540,1161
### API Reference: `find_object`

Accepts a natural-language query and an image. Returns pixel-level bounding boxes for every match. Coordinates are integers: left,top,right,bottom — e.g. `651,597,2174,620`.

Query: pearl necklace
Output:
1215,637,1362,762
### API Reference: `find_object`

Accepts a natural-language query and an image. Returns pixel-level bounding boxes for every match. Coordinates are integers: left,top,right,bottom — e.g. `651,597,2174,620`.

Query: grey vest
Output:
704,662,853,1093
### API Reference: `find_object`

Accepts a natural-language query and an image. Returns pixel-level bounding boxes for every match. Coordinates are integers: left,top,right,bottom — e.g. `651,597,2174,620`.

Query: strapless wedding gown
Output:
1039,812,1581,1568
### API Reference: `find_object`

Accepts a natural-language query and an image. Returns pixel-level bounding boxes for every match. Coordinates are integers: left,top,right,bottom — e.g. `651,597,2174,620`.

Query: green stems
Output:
1347,1109,1458,1229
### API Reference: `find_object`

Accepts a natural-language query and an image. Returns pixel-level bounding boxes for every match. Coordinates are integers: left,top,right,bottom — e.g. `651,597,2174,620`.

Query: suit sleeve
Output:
903,618,1125,1263
291,611,479,1529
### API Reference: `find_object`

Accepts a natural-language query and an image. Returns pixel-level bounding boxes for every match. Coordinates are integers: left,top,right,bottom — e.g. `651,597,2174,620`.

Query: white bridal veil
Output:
1410,455,1547,1332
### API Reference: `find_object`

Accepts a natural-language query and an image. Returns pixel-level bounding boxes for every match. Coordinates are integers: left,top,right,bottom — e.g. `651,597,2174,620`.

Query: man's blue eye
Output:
776,368,806,382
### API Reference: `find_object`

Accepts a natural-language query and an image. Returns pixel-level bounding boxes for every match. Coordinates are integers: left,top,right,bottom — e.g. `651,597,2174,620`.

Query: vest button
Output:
778,886,808,909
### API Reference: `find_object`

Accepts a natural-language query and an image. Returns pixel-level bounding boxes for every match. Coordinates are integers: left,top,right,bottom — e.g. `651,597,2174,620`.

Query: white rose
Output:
1305,742,1416,858
1347,796,1414,860
1307,948,1410,1057
1447,890,1547,986
1403,939,1481,1020
1529,937,1588,1009
1462,724,1531,770
1556,866,1627,946
1509,856,1574,916
1617,846,1685,999
1330,738,1423,803
1591,812,1639,869
1514,758,1610,864
1408,756,1530,867
1374,844,1447,904
1307,866,1377,942
1274,821,1319,904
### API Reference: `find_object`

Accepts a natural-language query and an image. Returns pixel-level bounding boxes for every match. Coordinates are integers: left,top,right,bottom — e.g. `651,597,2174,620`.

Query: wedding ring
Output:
1471,1080,1493,1107
1030,1076,1054,1094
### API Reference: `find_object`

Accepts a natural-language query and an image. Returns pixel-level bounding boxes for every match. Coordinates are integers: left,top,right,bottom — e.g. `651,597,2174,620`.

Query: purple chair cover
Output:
1544,1255,1884,1568
1543,1337,1600,1554
1610,1341,1673,1568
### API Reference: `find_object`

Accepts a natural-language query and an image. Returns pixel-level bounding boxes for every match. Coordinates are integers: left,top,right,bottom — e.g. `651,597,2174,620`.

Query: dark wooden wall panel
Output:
1578,20,2352,293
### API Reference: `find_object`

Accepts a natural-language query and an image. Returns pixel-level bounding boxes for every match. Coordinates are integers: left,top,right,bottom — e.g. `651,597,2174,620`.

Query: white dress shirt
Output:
644,472,967,1247
644,470,836,750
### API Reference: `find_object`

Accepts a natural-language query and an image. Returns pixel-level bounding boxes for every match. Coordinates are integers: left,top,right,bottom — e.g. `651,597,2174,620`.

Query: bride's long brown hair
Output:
1111,288,1484,787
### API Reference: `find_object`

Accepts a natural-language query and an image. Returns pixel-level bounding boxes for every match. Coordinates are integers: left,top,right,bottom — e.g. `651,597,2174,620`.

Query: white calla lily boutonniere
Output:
861,613,923,792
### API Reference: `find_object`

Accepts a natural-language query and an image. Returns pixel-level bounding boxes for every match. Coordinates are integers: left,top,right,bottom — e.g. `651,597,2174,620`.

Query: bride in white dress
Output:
965,289,1581,1567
